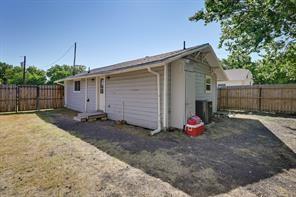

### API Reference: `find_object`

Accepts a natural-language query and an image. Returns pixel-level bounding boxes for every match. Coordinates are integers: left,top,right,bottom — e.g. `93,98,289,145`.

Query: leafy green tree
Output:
190,0,295,55
46,64,86,84
7,66,23,85
255,43,296,84
26,66,47,85
4,65,46,85
0,62,13,84
190,0,296,84
222,51,253,70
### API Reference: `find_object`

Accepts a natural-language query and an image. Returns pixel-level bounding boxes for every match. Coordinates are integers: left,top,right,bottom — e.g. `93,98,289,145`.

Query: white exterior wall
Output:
169,59,218,129
184,60,218,113
105,67,164,129
65,79,86,112
64,59,218,130
169,60,185,129
65,78,97,113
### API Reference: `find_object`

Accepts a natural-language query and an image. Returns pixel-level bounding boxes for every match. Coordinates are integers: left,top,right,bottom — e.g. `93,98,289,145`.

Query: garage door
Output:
105,69,158,129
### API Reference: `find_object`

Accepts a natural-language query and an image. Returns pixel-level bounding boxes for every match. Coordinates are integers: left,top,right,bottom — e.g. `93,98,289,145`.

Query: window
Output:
205,75,212,93
74,81,80,92
100,78,104,94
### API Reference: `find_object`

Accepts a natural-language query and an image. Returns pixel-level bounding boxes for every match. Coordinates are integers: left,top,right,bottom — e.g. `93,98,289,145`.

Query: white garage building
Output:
56,44,227,133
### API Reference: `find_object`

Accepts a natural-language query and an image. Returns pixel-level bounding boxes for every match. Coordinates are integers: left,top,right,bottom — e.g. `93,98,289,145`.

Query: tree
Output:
190,0,295,55
46,64,86,84
7,66,23,85
221,42,296,84
0,62,13,84
1,62,47,85
190,0,296,84
221,51,253,70
255,43,296,84
5,65,47,85
26,66,47,85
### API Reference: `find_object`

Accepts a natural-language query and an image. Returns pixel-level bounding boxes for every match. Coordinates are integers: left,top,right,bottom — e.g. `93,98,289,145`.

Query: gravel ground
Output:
40,109,296,197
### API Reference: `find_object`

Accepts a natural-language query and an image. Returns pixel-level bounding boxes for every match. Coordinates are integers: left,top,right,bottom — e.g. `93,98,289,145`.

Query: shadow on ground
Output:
37,109,296,197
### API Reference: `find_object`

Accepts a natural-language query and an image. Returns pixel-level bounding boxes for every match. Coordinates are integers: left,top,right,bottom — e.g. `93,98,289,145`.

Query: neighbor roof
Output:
224,69,252,81
57,43,227,81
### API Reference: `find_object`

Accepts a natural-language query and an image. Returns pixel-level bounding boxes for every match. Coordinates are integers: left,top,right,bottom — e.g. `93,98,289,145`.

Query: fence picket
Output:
0,85,64,112
218,84,296,114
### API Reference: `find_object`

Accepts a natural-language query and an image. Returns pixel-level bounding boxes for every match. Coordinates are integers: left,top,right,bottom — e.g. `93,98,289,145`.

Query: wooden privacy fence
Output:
218,84,296,114
0,85,64,112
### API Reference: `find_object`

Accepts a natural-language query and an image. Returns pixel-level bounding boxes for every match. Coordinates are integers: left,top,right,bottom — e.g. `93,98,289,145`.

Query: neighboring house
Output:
218,69,254,87
56,43,227,132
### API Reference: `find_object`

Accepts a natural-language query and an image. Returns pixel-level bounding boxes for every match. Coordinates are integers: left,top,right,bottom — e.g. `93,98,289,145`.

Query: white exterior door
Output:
185,71,196,120
86,78,96,112
99,77,105,111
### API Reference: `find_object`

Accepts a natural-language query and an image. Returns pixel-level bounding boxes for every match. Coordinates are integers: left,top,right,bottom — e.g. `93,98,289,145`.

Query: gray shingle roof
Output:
224,69,252,80
65,43,210,80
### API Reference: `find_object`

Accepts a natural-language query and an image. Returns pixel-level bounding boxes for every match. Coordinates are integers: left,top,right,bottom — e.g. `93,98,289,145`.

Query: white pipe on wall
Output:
163,64,168,130
95,76,98,111
84,78,88,112
64,81,67,107
147,67,161,135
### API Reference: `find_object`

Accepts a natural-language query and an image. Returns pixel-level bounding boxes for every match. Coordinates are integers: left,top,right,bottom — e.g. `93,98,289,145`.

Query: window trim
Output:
73,80,81,93
205,75,212,93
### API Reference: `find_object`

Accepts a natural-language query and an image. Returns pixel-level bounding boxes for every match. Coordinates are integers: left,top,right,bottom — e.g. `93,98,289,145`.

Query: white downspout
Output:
84,78,88,112
95,76,98,111
163,64,168,130
147,67,161,135
64,81,67,107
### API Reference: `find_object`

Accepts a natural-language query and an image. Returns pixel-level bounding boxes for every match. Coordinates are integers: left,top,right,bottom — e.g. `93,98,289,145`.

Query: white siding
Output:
169,60,186,129
105,68,164,129
65,80,85,112
184,60,218,112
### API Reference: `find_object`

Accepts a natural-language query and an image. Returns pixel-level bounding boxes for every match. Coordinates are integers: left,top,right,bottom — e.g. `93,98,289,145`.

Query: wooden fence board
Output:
0,85,64,112
0,85,17,112
218,84,296,114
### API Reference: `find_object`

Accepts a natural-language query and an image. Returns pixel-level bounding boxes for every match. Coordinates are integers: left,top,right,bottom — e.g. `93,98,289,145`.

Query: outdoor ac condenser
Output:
195,100,213,124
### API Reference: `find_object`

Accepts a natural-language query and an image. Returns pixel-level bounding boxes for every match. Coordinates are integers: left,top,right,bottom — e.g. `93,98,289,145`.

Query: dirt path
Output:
41,109,296,197
0,113,188,197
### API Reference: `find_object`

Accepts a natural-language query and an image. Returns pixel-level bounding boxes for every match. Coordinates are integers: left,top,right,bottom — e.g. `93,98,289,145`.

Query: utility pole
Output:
22,56,26,84
73,42,77,75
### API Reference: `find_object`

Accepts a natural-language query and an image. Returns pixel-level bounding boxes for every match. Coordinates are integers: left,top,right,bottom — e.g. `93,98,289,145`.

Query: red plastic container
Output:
185,122,205,137
187,118,197,125
187,116,202,125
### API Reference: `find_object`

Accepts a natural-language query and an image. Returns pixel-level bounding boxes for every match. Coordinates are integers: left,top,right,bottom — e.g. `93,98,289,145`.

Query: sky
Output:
0,0,228,70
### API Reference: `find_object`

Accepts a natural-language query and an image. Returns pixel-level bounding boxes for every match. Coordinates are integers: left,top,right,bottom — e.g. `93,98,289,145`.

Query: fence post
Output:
16,86,19,113
36,86,40,111
15,86,18,113
226,87,229,110
258,87,262,112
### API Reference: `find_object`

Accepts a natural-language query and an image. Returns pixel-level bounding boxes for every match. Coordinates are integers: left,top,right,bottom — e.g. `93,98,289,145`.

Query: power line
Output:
45,44,74,68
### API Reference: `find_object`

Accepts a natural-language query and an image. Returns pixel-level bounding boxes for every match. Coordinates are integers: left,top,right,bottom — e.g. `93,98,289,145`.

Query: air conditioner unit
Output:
195,100,213,124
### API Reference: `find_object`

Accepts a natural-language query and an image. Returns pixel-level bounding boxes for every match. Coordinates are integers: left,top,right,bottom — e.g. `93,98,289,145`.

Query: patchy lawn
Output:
0,112,188,196
39,109,296,197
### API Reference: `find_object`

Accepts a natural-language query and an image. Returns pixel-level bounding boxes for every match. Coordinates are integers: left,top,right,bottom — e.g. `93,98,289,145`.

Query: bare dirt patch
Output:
0,112,188,197
40,109,296,197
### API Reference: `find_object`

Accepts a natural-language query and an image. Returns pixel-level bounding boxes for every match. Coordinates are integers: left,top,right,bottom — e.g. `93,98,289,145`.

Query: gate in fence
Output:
0,85,64,112
218,84,296,114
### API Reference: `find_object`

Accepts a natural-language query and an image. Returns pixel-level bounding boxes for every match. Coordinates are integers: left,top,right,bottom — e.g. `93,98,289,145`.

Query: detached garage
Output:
57,43,227,134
